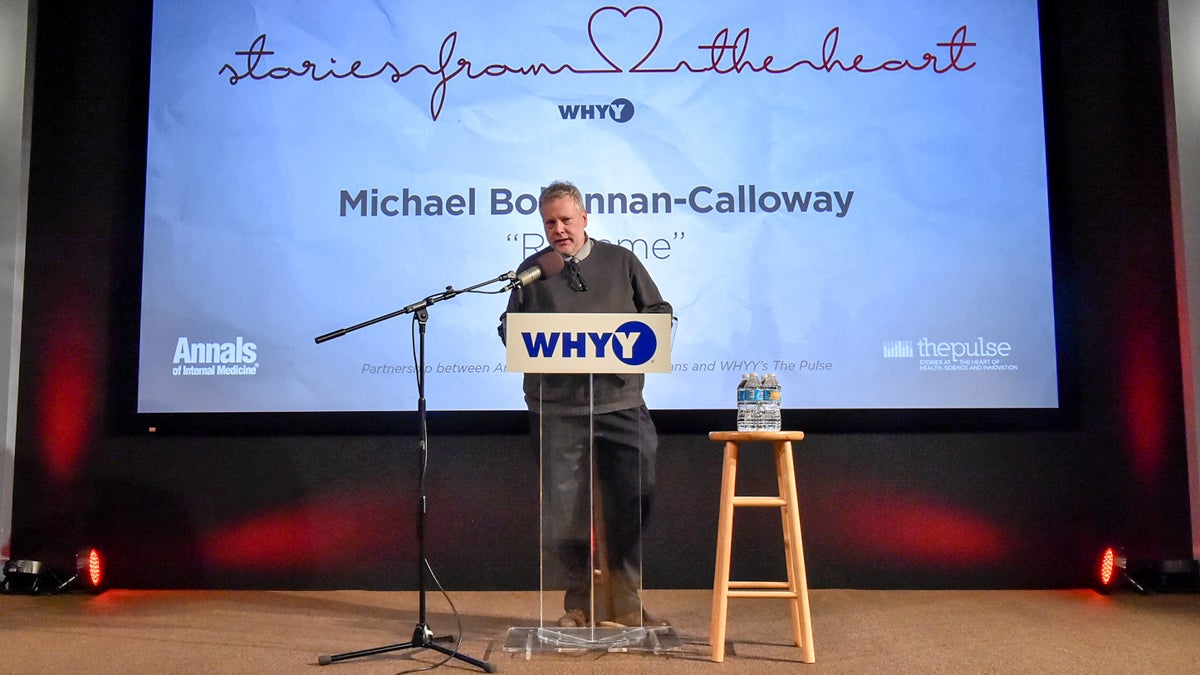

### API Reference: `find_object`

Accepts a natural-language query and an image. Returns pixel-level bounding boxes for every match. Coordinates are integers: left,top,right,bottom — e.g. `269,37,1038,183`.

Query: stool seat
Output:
708,430,815,663
709,430,807,442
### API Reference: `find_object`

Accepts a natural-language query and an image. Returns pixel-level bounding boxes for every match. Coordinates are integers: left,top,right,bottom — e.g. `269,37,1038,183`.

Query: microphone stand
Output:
314,271,522,672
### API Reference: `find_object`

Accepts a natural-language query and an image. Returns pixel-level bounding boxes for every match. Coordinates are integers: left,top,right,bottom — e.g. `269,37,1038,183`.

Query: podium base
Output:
503,626,681,659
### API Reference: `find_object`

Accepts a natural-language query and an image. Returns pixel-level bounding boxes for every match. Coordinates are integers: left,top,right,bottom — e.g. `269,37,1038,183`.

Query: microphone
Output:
511,251,565,288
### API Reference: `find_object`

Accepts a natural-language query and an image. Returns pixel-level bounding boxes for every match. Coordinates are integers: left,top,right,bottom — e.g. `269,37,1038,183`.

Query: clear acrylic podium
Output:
501,313,679,657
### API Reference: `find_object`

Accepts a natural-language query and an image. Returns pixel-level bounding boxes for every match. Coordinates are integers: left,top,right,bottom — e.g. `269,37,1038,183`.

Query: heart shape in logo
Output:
587,6,664,72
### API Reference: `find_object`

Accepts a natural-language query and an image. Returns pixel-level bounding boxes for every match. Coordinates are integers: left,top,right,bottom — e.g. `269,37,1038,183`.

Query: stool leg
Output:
710,441,739,662
777,440,815,663
775,442,803,649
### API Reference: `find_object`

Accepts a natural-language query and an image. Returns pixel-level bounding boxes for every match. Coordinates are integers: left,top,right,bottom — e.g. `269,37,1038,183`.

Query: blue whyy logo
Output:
520,320,658,365
556,97,635,123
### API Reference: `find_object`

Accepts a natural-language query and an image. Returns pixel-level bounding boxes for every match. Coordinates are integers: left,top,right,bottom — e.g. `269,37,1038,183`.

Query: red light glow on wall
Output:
825,487,1010,567
1119,322,1171,485
203,487,411,571
36,311,99,484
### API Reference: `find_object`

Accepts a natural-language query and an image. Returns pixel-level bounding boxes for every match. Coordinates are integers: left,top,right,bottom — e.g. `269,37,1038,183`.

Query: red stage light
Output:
1098,547,1116,588
77,548,104,592
1,547,105,594
1096,546,1128,594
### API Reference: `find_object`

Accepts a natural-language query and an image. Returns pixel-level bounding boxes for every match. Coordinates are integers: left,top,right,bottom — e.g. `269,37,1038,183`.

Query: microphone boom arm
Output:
314,271,514,344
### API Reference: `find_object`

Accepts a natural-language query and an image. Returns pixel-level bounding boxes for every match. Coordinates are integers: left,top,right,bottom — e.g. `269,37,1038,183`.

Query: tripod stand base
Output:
318,622,496,672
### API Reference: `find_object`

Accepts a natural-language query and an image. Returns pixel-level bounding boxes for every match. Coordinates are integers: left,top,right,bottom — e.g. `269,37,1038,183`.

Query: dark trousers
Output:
532,405,658,620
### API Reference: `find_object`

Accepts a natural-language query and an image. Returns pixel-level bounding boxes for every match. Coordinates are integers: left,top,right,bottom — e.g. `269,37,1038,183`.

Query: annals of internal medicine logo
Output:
556,97,635,123
171,336,259,376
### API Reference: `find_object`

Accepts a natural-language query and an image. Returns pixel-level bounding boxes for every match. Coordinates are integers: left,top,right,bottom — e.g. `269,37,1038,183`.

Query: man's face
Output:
541,195,588,257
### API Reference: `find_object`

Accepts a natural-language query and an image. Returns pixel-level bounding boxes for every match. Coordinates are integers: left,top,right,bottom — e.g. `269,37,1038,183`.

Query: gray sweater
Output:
500,239,673,414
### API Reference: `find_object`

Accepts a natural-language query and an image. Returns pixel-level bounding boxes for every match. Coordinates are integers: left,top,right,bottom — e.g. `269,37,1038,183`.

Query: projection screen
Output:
137,0,1058,413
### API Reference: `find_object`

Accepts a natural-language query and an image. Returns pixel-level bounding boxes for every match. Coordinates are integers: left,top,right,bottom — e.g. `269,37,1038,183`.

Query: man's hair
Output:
540,180,585,213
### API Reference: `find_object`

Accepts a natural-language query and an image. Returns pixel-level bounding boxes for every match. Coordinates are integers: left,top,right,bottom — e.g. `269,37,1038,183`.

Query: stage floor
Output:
1,588,1197,673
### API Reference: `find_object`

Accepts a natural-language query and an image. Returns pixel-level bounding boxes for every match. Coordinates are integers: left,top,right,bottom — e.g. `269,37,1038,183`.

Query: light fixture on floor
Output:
1094,546,1200,594
2,559,57,594
1,547,106,595
1096,546,1133,594
75,547,105,592
1096,546,1149,594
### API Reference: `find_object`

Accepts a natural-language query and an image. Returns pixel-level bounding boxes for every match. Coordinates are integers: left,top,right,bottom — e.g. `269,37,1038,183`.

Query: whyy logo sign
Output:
521,319,657,365
505,313,671,373
557,97,635,123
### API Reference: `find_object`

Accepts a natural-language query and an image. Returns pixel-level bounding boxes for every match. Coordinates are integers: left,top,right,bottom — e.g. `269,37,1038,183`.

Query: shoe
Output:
604,608,671,628
556,609,589,628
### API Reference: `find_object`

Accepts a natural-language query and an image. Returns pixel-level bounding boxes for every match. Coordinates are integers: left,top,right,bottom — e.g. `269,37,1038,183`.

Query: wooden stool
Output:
708,431,815,663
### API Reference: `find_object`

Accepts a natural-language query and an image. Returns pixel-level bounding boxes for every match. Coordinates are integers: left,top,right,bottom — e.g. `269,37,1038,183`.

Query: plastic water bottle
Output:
761,373,782,431
736,373,751,432
739,369,758,427
737,373,761,432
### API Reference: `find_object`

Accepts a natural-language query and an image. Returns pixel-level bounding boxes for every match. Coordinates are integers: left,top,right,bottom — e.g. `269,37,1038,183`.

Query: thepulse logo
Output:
557,97,635,123
917,336,1012,362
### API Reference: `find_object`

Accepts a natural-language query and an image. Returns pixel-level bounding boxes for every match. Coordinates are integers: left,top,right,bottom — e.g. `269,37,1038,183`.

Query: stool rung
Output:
731,496,787,507
727,589,798,599
728,580,791,589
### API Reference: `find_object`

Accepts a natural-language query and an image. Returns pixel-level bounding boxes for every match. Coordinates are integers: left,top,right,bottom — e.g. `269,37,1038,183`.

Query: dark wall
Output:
12,0,1193,590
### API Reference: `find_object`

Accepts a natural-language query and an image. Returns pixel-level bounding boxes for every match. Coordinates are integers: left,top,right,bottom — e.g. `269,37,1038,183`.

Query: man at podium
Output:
498,180,673,629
